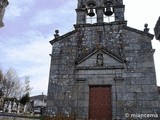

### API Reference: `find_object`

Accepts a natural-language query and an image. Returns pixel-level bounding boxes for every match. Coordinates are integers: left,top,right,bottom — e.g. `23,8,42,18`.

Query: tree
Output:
20,93,30,113
0,68,32,102
20,93,30,106
0,68,24,99
0,70,3,82
0,70,4,98
3,68,21,98
20,76,32,113
24,76,32,95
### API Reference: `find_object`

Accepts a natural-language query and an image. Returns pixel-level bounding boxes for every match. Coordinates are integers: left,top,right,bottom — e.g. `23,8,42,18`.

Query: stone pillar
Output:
17,103,20,114
96,7,104,23
76,9,86,24
114,5,125,21
8,101,11,113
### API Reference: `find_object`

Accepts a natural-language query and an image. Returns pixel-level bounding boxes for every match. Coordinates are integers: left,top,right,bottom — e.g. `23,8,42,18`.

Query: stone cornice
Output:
76,65,124,70
49,30,77,45
75,47,126,65
123,26,154,39
74,21,127,28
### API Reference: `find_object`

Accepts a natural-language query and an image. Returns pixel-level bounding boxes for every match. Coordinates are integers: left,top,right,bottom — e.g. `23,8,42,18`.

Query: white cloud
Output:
5,36,51,68
0,31,52,95
30,10,55,27
29,67,49,96
6,6,22,17
5,0,34,19
29,0,76,34
124,0,160,34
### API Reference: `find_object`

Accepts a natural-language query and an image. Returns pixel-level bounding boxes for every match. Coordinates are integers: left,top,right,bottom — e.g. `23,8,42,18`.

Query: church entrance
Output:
89,86,112,120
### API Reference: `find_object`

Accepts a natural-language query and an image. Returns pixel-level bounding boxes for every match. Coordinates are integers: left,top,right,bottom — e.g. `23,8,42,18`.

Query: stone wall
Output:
0,113,40,120
0,117,39,120
47,22,160,119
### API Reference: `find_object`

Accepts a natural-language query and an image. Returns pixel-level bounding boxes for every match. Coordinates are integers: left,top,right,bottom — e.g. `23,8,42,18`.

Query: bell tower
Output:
76,0,125,24
0,0,9,27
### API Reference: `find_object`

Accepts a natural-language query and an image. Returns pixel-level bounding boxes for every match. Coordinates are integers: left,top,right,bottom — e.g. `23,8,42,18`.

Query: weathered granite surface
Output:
47,0,160,119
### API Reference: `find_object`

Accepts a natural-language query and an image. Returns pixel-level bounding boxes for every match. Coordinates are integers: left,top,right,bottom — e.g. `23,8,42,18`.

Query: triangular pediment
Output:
75,48,125,68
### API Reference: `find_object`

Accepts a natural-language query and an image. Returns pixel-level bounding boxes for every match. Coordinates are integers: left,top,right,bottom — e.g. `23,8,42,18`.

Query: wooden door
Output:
89,86,112,120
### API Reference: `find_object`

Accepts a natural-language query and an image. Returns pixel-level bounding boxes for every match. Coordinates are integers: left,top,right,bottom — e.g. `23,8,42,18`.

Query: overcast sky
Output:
0,0,160,96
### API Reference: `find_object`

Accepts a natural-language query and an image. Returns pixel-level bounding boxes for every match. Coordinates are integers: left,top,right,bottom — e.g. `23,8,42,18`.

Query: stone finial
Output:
54,30,59,38
144,23,149,33
0,0,9,7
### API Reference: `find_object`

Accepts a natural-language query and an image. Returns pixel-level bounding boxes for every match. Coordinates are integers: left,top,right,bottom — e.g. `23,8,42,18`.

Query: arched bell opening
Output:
86,2,97,24
104,1,114,16
103,0,115,23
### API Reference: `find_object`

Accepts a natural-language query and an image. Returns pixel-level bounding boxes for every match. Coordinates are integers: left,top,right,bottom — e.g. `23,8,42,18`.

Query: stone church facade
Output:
0,0,8,27
47,0,160,119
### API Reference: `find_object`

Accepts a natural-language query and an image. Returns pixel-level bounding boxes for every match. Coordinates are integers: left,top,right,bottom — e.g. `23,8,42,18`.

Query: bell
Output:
104,2,113,16
87,7,95,17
